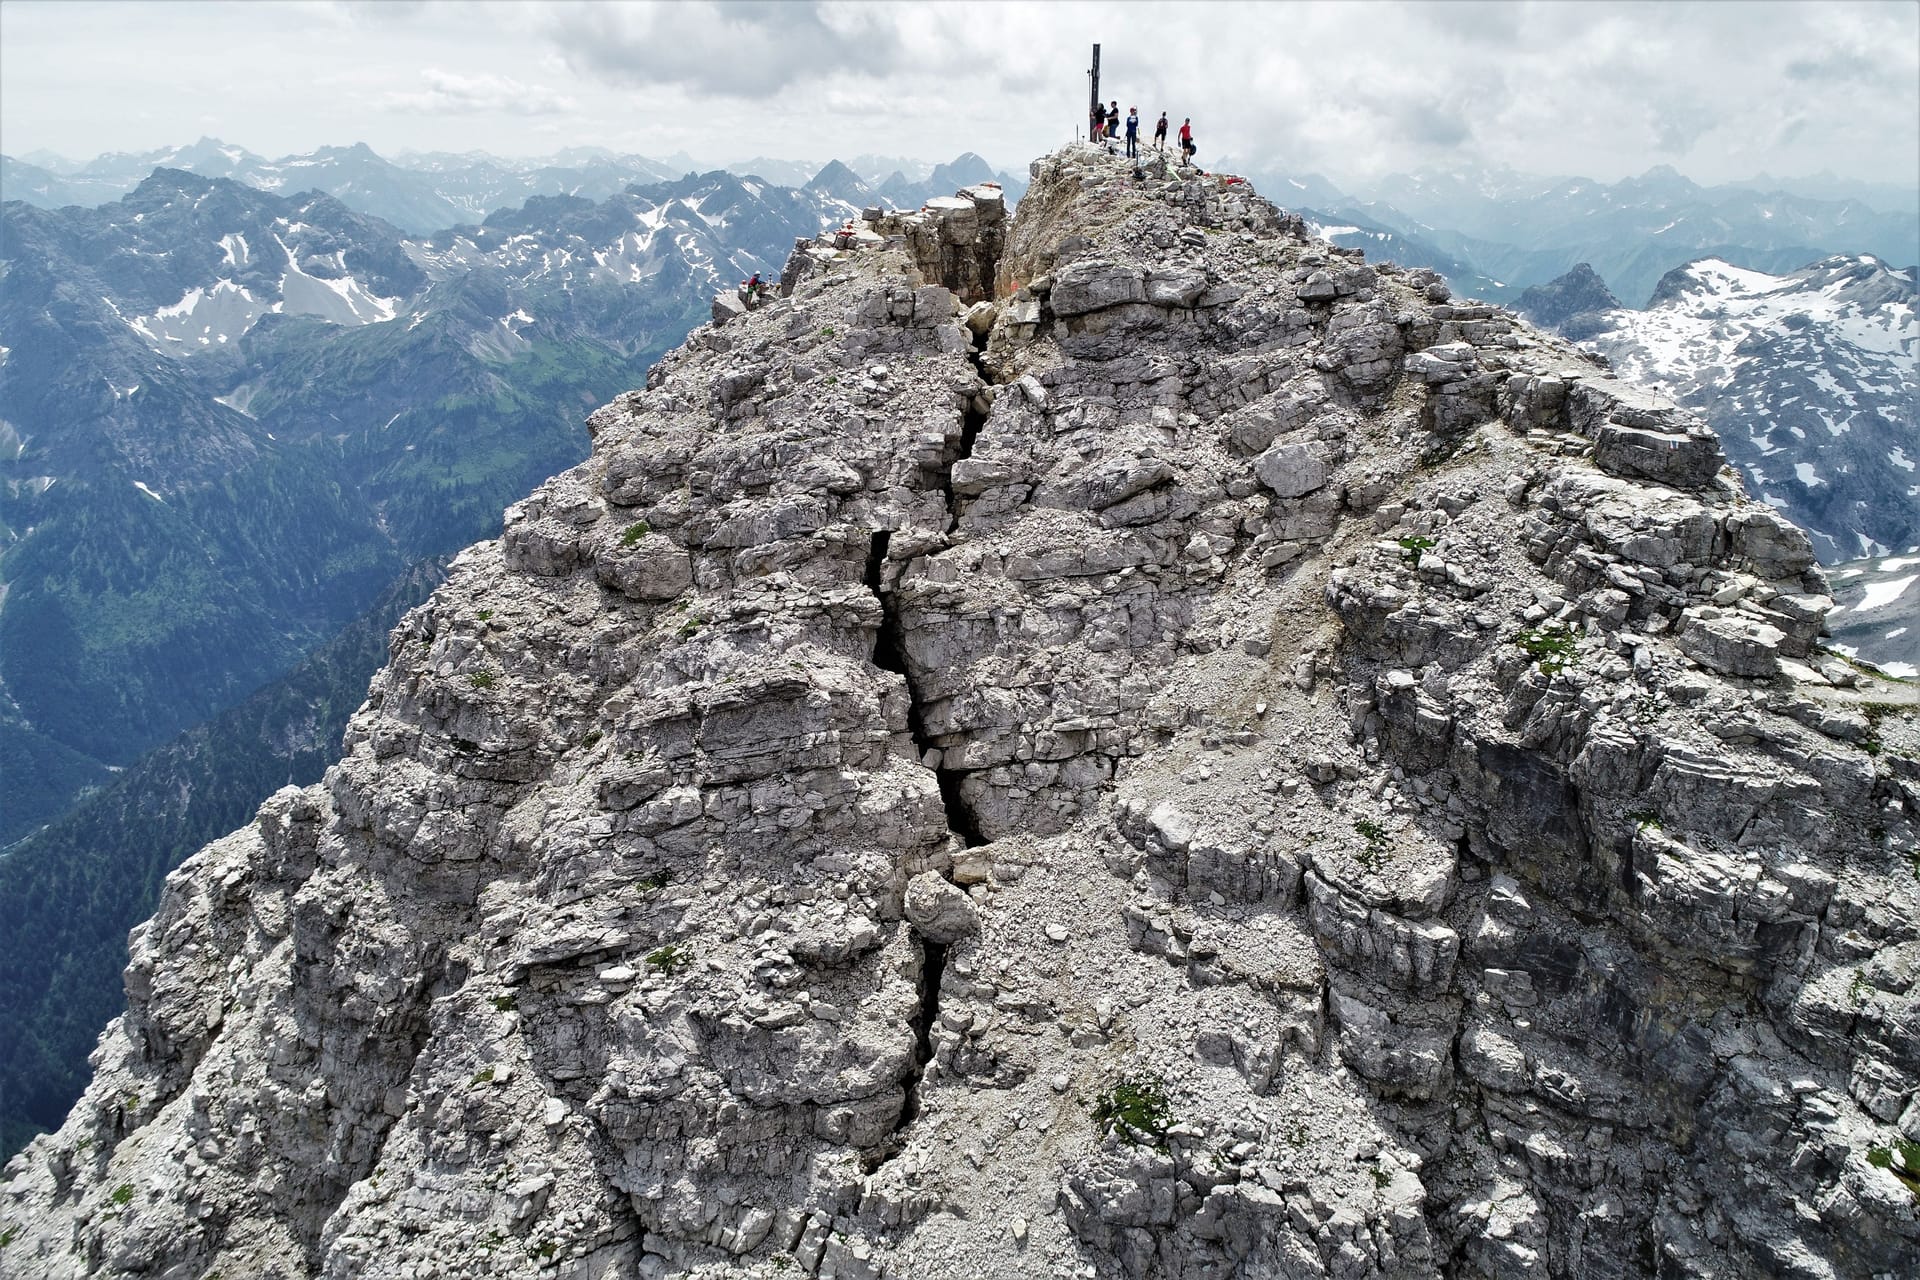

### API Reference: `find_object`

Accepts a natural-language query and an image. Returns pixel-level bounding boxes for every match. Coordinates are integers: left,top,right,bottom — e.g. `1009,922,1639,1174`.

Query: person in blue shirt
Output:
1125,108,1140,158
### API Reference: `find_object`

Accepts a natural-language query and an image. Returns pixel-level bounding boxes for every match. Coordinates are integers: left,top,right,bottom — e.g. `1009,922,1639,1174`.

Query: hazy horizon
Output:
2,0,1915,200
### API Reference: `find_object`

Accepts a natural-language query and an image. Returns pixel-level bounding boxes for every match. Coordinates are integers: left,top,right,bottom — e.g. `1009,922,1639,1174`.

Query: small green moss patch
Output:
1515,624,1579,675
1090,1073,1173,1145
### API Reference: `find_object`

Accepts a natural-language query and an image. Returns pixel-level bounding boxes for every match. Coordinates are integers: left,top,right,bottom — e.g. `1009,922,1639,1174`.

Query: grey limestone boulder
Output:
1297,269,1338,301
1049,259,1147,316
1253,441,1328,498
1676,608,1786,677
1727,507,1817,578
1143,266,1207,308
1590,420,1725,488
903,871,978,944
593,531,692,601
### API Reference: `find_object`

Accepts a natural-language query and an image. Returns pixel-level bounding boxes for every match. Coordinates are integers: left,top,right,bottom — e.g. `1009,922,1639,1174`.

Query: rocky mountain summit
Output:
1512,264,1622,339
4,146,1918,1280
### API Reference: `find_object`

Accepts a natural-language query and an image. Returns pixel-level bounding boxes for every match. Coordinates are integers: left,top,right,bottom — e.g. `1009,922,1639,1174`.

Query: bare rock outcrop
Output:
5,145,1917,1280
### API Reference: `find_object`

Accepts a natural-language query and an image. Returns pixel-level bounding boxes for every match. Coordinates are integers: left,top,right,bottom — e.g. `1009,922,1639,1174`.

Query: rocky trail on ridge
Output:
2,145,1916,1280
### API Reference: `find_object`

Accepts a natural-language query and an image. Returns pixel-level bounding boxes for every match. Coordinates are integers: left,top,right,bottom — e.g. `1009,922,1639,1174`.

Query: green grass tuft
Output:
1867,1138,1920,1202
1515,624,1579,675
1090,1073,1173,1144
646,944,691,975
1353,818,1392,872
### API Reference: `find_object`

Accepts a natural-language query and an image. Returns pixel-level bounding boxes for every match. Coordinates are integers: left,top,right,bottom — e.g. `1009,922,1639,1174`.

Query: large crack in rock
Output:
6,146,1918,1280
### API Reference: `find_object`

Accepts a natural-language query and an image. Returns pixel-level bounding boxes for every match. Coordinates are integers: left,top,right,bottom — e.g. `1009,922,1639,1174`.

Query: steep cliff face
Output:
4,147,1917,1280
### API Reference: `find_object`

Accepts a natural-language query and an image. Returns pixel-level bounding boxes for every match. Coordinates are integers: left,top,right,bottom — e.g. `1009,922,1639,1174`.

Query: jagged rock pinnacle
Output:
3,143,1916,1280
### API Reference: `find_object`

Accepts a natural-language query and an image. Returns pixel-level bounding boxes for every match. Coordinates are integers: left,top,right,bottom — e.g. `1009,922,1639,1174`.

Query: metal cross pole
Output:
1088,44,1101,140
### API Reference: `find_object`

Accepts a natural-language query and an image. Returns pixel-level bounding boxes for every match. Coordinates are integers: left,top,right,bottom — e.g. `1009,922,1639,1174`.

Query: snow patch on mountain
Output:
1827,551,1920,670
270,231,399,326
1577,254,1919,564
129,280,268,348
1854,573,1917,612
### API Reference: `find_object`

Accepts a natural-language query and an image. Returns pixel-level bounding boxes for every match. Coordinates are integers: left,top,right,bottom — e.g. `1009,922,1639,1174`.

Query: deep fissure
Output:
868,531,988,849
897,935,947,1125
860,293,1024,1168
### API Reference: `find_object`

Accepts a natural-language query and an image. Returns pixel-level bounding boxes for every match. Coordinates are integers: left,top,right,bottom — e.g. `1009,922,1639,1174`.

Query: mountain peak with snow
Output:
804,159,871,203
1576,251,1918,573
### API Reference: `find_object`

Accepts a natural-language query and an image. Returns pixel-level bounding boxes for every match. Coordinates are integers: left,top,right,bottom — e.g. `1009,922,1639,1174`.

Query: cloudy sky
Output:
2,0,1915,192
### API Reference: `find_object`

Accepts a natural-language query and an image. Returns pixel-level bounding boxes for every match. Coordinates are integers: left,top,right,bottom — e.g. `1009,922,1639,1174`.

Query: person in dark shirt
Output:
1108,101,1120,140
1153,112,1168,151
1125,107,1140,157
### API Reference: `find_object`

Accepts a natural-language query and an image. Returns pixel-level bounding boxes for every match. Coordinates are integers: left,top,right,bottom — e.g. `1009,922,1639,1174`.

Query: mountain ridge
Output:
2,139,1033,235
3,143,1914,1280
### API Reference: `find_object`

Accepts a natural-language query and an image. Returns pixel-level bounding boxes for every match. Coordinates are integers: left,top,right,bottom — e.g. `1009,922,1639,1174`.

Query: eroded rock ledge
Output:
4,145,1917,1280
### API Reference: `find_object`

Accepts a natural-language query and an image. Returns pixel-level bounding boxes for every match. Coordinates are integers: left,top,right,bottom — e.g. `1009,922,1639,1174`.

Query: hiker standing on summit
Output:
1125,107,1139,157
1178,117,1193,166
1153,111,1169,151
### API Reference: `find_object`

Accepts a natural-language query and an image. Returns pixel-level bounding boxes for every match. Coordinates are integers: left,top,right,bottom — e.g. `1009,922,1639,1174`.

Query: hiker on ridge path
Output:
1154,112,1169,151
1178,117,1193,165
1125,107,1139,158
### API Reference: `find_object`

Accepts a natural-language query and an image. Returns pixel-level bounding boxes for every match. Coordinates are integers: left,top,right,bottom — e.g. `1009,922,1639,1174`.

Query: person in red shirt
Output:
1178,118,1193,166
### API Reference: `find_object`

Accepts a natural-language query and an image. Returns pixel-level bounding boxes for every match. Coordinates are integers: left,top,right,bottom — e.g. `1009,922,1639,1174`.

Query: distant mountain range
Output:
15,140,1908,315
0,163,853,845
1252,160,1917,310
2,138,1031,234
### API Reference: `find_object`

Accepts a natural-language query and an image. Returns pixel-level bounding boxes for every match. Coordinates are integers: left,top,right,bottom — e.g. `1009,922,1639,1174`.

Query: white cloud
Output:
544,1,906,98
0,0,1912,196
382,68,576,117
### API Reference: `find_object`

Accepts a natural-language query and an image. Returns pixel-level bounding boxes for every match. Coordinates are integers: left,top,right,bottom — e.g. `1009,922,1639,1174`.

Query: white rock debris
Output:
4,145,1918,1280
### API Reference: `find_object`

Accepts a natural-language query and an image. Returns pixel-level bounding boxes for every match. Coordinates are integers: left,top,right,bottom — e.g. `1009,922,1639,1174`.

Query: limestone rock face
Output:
5,145,1918,1280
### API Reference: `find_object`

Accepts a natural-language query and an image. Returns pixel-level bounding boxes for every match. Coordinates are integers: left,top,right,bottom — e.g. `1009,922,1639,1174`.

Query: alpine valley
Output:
0,158,873,1154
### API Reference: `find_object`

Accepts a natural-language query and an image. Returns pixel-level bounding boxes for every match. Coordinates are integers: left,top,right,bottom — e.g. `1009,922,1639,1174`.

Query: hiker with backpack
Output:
1153,112,1169,151
1178,118,1194,166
